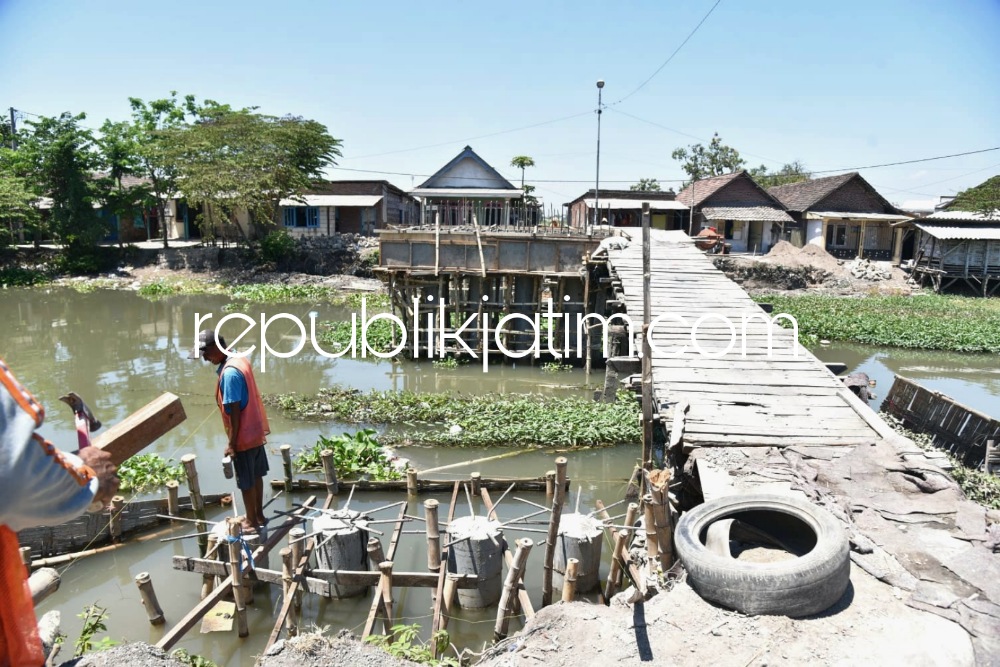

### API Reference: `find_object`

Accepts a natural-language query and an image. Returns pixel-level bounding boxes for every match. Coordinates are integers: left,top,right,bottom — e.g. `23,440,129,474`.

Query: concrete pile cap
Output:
447,515,503,539
313,509,369,535
557,513,604,538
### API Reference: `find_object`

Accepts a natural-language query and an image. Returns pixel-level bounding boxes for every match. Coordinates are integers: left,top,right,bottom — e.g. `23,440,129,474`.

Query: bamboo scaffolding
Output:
541,457,568,607
481,487,534,619
431,482,462,655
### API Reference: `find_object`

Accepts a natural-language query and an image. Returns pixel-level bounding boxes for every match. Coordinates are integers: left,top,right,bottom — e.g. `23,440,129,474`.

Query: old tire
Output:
675,494,849,617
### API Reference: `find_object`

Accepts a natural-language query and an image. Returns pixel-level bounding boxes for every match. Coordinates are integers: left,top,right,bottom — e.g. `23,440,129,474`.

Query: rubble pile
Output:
846,257,892,281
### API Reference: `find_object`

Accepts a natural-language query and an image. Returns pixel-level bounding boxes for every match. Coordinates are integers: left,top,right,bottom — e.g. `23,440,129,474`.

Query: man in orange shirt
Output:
191,329,271,534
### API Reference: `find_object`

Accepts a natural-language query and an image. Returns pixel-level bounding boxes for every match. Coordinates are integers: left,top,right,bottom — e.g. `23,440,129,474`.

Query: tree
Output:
630,178,662,192
749,160,811,189
671,133,746,184
168,102,342,241
97,119,152,245
0,152,40,247
18,113,107,252
128,93,197,248
950,175,1000,217
510,155,535,190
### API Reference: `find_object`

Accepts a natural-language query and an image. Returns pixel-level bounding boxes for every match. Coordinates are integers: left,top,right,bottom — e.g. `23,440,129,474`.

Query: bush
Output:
260,229,298,265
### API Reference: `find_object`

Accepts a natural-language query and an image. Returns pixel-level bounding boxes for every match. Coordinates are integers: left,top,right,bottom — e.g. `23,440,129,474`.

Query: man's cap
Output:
189,329,227,359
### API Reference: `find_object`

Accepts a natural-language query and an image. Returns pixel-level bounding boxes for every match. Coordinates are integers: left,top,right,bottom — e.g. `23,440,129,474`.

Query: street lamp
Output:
595,80,604,228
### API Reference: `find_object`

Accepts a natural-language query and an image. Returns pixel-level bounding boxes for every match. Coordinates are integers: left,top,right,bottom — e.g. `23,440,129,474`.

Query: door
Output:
748,221,763,253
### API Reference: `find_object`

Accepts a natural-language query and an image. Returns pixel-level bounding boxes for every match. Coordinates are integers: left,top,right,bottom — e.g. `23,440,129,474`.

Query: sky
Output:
2,0,999,210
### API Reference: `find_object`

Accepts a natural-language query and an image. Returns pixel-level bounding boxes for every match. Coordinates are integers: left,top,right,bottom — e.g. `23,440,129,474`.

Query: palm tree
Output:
510,155,536,190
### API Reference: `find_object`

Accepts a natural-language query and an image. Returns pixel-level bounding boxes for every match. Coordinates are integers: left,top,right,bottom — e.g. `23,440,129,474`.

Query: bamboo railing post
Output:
280,444,294,491
320,449,339,495
289,528,305,617
618,502,639,589
201,534,218,600
495,538,533,641
562,558,579,602
280,548,298,637
367,537,385,570
650,484,673,570
441,574,459,632
604,529,628,602
378,561,395,638
470,472,481,497
135,572,165,625
165,480,180,519
642,495,659,568
542,457,568,607
406,468,418,496
181,454,207,553
545,470,555,499
109,496,124,542
18,546,31,576
424,499,441,572
226,519,249,638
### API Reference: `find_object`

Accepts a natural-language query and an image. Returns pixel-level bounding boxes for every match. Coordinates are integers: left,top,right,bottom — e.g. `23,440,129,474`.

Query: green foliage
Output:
74,605,116,657
749,160,811,189
671,132,746,184
228,284,341,302
630,178,662,192
510,155,536,191
541,361,573,373
272,388,640,448
950,175,1000,217
170,649,219,667
0,266,50,286
137,281,180,297
756,293,1000,353
317,317,400,355
117,453,184,492
432,357,461,369
295,428,401,481
0,165,41,247
259,229,298,264
364,624,458,666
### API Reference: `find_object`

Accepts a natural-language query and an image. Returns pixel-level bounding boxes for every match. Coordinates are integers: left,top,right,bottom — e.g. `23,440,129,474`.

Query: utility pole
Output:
8,107,17,150
594,80,604,228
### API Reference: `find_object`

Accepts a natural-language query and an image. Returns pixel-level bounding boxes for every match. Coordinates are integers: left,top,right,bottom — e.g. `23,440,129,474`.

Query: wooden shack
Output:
903,209,1000,295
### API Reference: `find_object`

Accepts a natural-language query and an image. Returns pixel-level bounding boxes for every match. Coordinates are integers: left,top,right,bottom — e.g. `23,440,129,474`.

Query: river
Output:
2,286,996,663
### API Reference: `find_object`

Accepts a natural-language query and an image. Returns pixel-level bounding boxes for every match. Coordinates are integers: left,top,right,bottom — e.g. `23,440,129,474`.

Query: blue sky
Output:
2,0,998,209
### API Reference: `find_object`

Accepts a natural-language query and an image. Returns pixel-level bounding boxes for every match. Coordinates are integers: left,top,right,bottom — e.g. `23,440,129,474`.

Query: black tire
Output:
675,494,849,617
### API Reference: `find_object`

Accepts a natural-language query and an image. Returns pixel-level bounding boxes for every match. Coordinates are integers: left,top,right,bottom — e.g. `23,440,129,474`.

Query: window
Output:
724,220,734,240
282,206,319,228
827,224,848,247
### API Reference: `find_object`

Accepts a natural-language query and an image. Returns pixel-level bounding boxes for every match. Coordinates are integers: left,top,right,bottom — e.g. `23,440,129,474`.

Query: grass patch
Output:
137,280,181,297
0,266,51,287
756,293,1000,353
294,428,401,481
882,412,1000,510
269,388,640,448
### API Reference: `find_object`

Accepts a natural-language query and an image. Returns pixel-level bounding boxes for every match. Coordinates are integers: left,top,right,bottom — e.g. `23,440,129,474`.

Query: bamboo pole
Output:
166,480,180,519
135,572,165,625
280,444,293,492
541,457,568,607
181,454,207,553
280,548,298,637
406,468,418,496
431,482,461,657
379,561,395,638
18,546,30,577
367,537,386,570
495,538,533,641
424,499,441,572
583,255,592,375
201,533,217,600
649,485,673,570
109,496,124,542
642,495,658,568
545,471,555,499
28,567,59,605
290,528,305,618
470,472,481,497
561,558,579,602
604,529,628,602
440,574,459,631
226,518,249,638
320,449,339,495
30,523,179,568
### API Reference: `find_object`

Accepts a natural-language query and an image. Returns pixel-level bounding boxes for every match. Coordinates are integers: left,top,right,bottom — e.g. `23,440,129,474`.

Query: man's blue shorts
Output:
234,446,269,490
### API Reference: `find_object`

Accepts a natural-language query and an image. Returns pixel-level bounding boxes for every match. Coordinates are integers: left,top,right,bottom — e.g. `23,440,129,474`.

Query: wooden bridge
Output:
604,229,887,451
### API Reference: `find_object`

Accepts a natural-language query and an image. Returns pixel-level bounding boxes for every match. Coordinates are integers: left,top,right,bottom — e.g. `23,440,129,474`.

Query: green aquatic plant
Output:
137,280,180,297
117,453,184,492
74,605,116,657
295,428,401,481
364,624,458,666
756,293,1000,353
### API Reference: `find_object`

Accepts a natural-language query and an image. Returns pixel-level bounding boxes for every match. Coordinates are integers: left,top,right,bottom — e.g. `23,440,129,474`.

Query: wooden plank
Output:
93,393,187,466
684,434,874,447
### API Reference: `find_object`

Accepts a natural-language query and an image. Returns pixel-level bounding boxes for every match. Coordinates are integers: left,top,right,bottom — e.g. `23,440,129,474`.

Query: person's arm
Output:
225,401,241,458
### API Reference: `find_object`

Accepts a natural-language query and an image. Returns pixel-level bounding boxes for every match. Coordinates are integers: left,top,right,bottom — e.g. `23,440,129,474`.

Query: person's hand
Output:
78,447,120,506
224,446,235,459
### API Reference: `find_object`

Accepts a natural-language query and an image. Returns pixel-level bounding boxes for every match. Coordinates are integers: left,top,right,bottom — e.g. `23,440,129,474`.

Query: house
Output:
675,171,794,253
410,146,525,228
768,172,911,261
278,180,419,237
895,178,1000,295
564,189,687,229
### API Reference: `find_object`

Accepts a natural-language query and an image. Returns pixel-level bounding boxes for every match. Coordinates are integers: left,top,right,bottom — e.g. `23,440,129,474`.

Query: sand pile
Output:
762,240,841,273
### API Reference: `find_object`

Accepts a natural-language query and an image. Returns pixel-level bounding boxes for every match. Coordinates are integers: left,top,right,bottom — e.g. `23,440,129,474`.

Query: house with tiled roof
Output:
675,171,794,253
768,172,910,261
563,188,687,230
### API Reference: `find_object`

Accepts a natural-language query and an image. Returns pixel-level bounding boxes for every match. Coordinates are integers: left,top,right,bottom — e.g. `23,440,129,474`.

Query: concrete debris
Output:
845,257,893,281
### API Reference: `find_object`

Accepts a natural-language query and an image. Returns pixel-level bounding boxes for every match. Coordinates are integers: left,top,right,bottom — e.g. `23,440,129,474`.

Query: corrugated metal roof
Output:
279,195,382,207
701,205,794,223
410,188,523,198
584,198,687,211
915,223,1000,240
805,211,911,221
927,210,998,222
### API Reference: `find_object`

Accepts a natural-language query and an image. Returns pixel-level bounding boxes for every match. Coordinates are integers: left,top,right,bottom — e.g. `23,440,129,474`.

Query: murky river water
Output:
2,287,997,662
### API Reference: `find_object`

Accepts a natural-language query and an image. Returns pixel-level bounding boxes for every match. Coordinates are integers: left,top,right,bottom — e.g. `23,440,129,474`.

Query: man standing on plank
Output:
191,329,270,534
